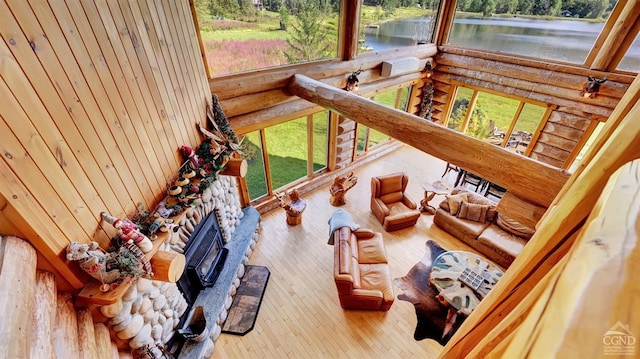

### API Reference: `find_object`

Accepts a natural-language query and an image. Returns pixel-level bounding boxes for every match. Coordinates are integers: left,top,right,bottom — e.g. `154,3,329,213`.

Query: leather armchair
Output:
370,172,421,231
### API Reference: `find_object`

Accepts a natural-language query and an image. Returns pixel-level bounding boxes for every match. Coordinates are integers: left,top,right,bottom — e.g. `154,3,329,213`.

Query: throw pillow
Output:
446,193,468,215
495,214,536,239
457,202,489,223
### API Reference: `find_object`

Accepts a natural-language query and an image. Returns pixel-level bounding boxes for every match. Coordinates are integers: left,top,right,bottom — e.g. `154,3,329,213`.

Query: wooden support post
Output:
150,250,186,283
0,236,36,359
94,323,112,359
53,292,80,358
77,308,98,359
286,74,569,207
31,271,57,359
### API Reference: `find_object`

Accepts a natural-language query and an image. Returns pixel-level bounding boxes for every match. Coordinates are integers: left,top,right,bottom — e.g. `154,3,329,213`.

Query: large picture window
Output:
447,5,613,65
193,0,340,77
359,1,442,54
447,86,546,155
241,111,329,202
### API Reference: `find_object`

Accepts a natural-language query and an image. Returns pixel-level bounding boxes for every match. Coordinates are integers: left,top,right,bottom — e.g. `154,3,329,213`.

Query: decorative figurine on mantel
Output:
101,212,154,253
329,172,358,206
276,189,307,226
66,241,148,292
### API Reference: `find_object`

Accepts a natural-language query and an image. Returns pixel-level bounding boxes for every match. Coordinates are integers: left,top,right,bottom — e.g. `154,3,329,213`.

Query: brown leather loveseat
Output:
333,226,394,311
433,187,536,268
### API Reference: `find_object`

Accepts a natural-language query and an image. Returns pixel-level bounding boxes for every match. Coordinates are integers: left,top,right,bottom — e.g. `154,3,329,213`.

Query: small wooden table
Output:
420,181,450,214
429,251,503,315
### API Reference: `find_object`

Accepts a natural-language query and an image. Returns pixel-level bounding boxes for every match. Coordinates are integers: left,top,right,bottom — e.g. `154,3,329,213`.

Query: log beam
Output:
287,74,569,207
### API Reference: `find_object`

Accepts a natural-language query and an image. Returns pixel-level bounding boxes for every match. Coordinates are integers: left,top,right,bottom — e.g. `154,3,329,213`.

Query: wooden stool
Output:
276,190,307,226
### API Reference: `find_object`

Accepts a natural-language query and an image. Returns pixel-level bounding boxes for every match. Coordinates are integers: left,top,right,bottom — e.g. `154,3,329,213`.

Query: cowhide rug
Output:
393,240,466,345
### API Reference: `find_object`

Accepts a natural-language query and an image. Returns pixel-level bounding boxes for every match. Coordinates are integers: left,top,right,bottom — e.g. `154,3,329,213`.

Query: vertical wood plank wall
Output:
0,0,209,289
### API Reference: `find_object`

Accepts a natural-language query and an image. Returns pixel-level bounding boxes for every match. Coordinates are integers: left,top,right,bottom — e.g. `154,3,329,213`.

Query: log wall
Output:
215,45,438,134
434,47,635,169
0,0,210,288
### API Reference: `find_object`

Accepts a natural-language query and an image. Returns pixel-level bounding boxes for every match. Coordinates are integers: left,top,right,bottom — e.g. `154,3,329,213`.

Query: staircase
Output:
0,235,133,358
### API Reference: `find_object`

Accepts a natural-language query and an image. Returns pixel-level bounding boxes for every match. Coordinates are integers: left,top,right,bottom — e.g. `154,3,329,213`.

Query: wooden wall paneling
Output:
0,167,85,287
93,323,112,359
160,0,209,133
96,1,179,194
181,0,213,109
132,0,199,148
77,308,99,359
2,2,128,221
288,74,570,207
523,105,553,156
83,0,176,179
21,0,143,215
93,0,182,172
116,0,195,152
37,0,157,208
0,84,106,243
54,0,166,202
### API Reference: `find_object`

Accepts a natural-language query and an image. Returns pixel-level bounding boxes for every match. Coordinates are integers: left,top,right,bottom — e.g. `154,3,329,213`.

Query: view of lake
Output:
364,16,640,72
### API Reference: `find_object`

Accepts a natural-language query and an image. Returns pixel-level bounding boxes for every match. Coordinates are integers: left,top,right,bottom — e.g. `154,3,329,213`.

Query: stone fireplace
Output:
96,176,261,358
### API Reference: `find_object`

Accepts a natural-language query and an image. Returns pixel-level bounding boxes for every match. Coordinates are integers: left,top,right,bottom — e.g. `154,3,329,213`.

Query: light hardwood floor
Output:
211,144,484,359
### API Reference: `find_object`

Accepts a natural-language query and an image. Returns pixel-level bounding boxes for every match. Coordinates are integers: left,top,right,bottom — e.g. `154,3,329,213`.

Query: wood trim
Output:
590,0,640,70
583,0,629,67
338,0,361,61
501,102,524,147
459,89,478,133
188,0,211,78
434,0,457,46
259,129,273,196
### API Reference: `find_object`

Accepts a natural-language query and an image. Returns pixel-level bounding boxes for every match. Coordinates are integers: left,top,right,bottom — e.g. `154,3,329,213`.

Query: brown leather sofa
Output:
371,172,421,231
333,226,394,311
433,187,535,268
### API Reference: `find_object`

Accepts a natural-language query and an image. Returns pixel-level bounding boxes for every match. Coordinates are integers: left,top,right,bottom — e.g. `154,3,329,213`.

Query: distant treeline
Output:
197,0,616,20
364,0,617,18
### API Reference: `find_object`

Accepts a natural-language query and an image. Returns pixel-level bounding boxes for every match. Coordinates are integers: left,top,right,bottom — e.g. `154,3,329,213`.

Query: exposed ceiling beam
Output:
287,74,570,207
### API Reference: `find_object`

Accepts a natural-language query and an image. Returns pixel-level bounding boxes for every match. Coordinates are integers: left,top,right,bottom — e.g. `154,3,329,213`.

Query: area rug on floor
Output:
392,240,466,345
221,265,270,336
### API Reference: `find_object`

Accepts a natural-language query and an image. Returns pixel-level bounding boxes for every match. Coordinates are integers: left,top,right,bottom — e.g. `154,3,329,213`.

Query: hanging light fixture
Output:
581,76,607,98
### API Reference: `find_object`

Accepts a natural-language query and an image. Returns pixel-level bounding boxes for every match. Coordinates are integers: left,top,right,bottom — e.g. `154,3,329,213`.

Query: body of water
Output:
364,16,639,72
